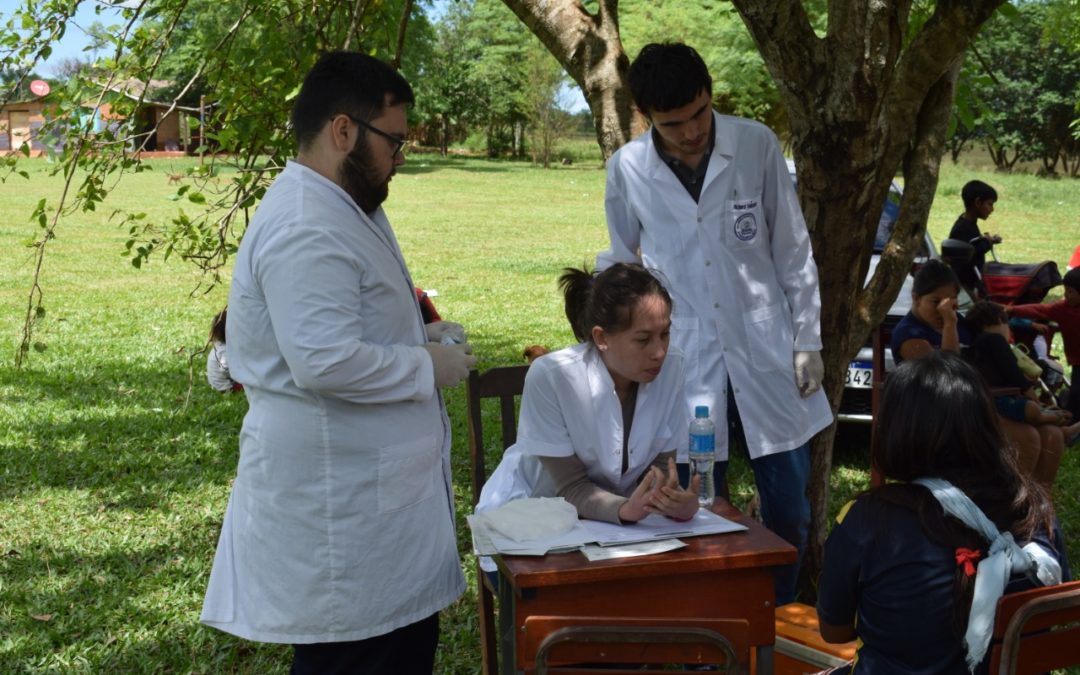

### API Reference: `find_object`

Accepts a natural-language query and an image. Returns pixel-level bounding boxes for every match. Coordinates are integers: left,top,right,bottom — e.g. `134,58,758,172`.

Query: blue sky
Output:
0,0,126,76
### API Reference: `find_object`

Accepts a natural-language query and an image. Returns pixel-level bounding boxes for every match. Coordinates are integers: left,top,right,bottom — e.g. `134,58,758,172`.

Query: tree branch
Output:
391,0,414,70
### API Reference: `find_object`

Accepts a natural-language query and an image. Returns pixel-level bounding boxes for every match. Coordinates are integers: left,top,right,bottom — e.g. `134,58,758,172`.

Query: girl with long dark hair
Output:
817,351,1067,674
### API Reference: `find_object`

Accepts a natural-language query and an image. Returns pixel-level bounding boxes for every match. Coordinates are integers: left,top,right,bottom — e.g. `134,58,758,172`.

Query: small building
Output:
0,78,203,157
99,78,201,154
0,98,49,155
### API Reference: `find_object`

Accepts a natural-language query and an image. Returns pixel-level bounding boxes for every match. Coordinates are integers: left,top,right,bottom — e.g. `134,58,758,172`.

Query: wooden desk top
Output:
496,513,797,590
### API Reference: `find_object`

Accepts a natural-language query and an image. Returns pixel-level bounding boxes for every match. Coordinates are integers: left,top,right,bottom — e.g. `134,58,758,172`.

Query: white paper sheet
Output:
467,507,746,557
579,539,688,561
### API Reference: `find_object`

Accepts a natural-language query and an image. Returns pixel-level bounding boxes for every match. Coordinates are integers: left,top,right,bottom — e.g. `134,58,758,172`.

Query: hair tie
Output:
955,547,981,577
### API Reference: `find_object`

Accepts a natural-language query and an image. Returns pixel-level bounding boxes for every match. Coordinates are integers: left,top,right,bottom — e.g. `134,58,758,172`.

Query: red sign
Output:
30,79,50,97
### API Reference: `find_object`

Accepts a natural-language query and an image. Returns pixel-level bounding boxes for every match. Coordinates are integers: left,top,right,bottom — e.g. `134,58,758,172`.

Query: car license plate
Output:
846,362,873,389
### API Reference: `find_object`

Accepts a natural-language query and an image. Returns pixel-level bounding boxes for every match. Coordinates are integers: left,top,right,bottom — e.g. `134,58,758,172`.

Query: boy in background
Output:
1007,267,1080,423
949,179,1002,298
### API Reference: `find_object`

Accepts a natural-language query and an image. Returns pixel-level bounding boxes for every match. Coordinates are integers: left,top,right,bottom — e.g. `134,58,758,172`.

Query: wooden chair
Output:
987,579,1080,674
465,365,530,675
533,619,746,674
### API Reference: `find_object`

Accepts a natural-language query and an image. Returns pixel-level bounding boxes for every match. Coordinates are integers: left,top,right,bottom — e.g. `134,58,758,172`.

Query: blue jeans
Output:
714,443,810,605
679,390,811,605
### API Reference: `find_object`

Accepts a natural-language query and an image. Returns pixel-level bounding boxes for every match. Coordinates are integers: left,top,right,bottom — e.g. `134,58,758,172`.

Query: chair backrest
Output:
465,365,530,507
466,365,530,675
988,579,1080,675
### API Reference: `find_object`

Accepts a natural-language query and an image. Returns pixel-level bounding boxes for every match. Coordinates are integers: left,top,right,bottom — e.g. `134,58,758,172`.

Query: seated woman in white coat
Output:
477,262,700,525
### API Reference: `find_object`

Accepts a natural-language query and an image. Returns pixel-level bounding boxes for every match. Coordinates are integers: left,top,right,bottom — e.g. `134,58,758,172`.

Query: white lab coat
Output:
598,113,832,461
200,161,463,644
477,342,689,511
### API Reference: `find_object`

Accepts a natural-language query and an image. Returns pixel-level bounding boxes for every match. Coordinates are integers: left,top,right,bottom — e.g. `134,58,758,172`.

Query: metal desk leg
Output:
757,644,774,675
497,572,519,675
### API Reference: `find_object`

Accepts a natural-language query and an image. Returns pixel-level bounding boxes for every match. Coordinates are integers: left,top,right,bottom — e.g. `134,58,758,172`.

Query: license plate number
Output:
846,363,873,389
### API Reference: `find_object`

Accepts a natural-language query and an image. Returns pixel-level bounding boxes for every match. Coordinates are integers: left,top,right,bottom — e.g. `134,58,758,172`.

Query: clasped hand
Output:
618,457,700,523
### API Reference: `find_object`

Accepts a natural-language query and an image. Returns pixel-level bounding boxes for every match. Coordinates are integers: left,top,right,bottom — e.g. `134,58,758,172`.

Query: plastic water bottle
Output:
688,405,715,508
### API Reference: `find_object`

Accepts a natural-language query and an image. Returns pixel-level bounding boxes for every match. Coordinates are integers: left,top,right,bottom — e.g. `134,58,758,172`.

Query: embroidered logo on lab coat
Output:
733,199,759,242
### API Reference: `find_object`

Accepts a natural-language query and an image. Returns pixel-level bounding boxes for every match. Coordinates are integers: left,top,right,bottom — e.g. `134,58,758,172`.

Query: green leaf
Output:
996,2,1019,19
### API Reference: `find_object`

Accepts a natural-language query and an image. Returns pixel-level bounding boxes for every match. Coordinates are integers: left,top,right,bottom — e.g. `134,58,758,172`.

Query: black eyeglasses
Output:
345,114,406,157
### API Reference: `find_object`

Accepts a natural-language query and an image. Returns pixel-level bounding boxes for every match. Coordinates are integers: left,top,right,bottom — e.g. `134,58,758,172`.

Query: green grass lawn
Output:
1,153,1078,673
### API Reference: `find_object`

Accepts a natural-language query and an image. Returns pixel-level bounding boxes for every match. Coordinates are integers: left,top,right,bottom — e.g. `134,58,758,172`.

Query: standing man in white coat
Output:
200,52,477,674
597,42,832,605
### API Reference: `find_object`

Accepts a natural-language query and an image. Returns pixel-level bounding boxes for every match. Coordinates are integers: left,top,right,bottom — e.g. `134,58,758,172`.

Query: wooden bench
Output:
773,603,855,675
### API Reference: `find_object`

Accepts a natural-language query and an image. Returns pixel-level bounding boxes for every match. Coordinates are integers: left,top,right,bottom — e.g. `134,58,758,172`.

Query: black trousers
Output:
291,612,440,675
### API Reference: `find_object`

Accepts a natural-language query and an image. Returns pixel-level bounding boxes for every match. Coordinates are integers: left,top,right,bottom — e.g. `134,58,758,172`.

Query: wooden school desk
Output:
494,510,797,674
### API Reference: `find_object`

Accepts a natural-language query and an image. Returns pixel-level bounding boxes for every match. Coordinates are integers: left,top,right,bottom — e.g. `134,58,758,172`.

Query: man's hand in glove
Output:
423,342,477,388
793,350,824,398
425,320,466,345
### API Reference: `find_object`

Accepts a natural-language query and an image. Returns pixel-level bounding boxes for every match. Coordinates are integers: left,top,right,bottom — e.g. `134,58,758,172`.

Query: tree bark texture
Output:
504,0,1006,596
501,0,633,159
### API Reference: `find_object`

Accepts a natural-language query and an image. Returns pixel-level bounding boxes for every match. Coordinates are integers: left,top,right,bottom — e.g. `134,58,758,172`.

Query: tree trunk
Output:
501,0,633,160
731,0,1003,598
440,113,448,157
505,0,1007,595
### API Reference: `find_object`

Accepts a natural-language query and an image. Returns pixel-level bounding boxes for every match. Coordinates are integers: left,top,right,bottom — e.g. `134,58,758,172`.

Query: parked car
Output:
785,162,969,423
838,183,929,423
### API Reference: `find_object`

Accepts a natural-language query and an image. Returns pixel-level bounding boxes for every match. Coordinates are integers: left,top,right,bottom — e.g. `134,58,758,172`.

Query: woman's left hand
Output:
645,457,701,521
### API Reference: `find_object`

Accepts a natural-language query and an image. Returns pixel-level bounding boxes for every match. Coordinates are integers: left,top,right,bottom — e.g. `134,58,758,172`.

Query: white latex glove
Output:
423,342,477,388
793,350,824,398
425,320,466,345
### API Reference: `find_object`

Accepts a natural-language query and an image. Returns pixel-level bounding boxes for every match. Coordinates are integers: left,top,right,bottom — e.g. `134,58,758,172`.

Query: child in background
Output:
965,302,1076,485
948,180,1002,299
207,308,242,393
890,259,972,363
818,351,1067,674
1007,268,1080,425
891,262,1060,486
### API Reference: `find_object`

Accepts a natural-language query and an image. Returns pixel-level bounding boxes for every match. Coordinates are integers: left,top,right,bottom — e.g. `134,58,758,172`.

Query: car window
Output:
873,188,903,253
872,187,932,258
786,166,929,259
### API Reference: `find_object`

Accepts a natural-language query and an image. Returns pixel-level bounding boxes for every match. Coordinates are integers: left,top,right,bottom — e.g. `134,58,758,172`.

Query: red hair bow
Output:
955,548,982,577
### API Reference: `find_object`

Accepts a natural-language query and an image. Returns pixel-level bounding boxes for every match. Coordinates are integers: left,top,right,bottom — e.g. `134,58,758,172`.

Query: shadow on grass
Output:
0,358,246,503
1,536,291,672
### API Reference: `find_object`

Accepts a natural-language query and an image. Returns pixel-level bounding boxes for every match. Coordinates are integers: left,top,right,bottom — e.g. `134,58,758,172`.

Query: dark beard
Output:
338,137,390,214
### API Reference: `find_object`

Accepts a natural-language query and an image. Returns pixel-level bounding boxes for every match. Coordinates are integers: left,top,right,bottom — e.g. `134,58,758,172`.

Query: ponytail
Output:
557,266,595,342
558,263,672,343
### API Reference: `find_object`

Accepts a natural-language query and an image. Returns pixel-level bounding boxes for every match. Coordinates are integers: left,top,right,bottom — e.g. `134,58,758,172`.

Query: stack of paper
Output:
467,508,746,558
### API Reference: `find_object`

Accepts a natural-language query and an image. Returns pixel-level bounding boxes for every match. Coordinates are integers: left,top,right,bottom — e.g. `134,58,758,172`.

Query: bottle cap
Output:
695,405,709,418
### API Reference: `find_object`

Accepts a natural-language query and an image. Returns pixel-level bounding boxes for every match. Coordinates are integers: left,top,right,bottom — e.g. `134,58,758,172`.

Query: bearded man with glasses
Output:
200,52,476,674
